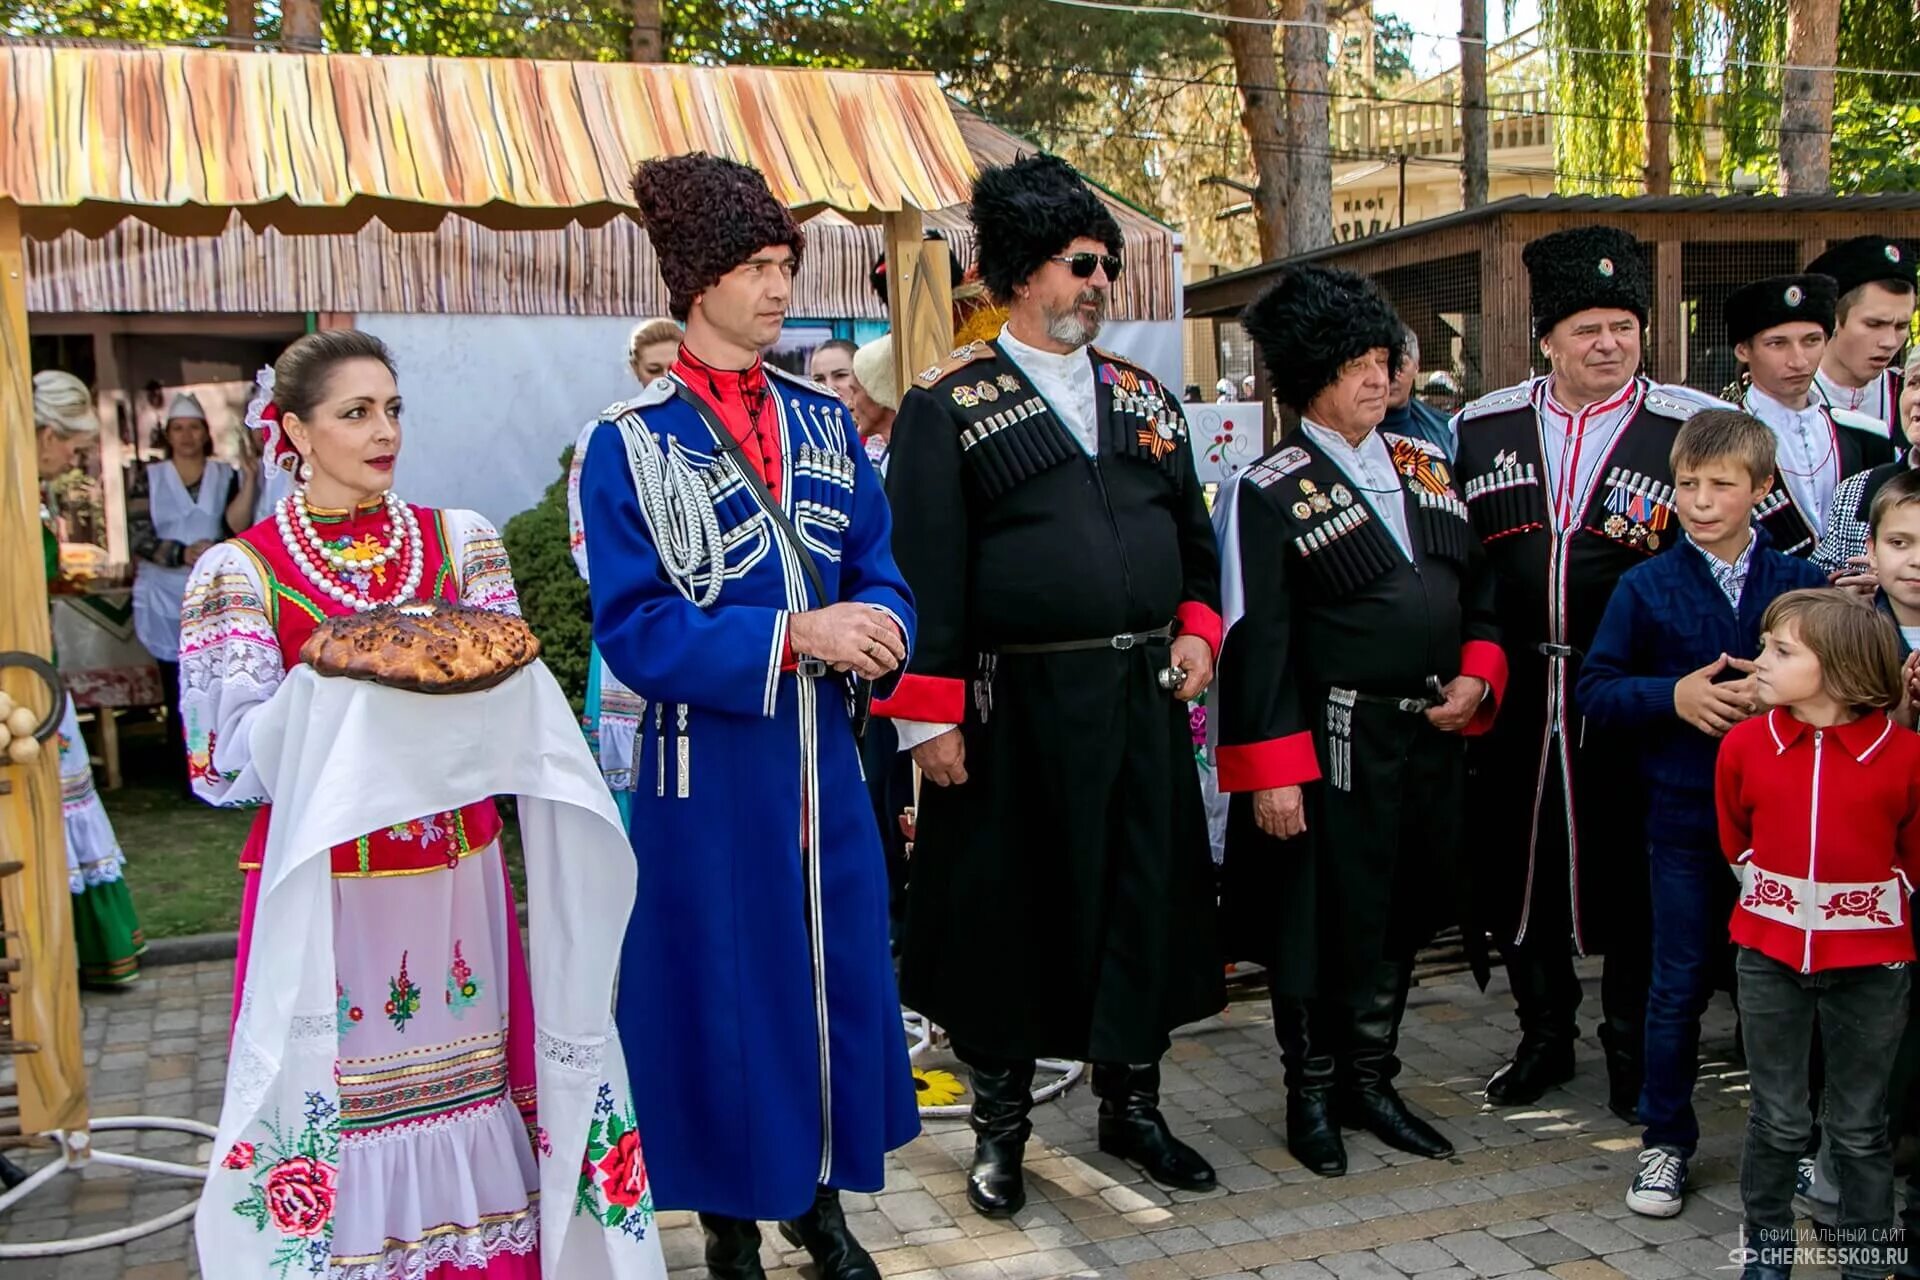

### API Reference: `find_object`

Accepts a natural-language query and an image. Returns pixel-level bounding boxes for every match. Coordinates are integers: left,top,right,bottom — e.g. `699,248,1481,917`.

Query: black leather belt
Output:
1331,677,1444,716
997,624,1174,655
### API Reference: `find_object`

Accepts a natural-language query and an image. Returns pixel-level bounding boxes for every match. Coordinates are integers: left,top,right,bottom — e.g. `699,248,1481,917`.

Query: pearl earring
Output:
299,459,314,483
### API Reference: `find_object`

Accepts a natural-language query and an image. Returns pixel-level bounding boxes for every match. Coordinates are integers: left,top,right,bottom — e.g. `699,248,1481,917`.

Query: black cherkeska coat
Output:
880,339,1224,1065
1213,427,1506,1003
1453,375,1717,956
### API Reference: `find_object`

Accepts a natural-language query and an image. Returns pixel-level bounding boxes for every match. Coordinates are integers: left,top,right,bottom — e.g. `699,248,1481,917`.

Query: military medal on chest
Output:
1599,467,1674,550
1098,360,1186,461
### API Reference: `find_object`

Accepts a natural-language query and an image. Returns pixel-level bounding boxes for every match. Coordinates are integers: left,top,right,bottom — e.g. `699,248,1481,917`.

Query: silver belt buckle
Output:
797,656,829,678
1538,643,1574,659
1110,633,1138,651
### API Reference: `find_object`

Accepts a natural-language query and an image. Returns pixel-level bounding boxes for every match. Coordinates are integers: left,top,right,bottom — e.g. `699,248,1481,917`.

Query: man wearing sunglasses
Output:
881,153,1225,1218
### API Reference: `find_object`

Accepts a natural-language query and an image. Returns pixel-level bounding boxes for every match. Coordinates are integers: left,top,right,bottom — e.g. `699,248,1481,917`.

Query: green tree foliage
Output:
0,0,228,41
1830,98,1920,194
502,449,592,712
1532,0,1920,193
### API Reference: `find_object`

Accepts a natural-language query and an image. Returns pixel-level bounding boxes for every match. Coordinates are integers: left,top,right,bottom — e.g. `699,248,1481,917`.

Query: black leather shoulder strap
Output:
674,385,831,609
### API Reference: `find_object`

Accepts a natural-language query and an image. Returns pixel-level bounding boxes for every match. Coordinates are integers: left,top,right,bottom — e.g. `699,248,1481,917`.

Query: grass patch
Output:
100,777,254,940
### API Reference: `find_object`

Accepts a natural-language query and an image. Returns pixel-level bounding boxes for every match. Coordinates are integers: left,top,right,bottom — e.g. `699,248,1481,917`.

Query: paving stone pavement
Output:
0,957,1845,1280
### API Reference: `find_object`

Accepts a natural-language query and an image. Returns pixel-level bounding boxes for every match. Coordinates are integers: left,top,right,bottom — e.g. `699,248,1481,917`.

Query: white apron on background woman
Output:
133,457,234,662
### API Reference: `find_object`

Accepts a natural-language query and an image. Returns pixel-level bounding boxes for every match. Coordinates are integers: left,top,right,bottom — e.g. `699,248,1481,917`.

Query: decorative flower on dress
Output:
576,1089,657,1238
1823,885,1895,925
264,1156,337,1238
387,815,449,847
386,950,423,1032
230,1092,341,1277
912,1067,966,1107
334,981,363,1037
445,940,484,1018
1744,872,1799,913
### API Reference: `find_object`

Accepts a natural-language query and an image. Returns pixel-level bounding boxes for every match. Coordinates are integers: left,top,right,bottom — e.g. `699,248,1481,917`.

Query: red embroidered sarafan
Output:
229,502,502,876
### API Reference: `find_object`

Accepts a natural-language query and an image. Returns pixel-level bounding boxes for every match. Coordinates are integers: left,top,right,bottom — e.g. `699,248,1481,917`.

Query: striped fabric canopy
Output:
0,44,978,238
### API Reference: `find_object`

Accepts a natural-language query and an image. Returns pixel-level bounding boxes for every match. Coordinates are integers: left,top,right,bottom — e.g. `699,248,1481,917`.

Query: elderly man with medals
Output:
1723,273,1895,559
575,153,919,1280
1451,227,1723,1120
1214,266,1507,1177
881,154,1225,1218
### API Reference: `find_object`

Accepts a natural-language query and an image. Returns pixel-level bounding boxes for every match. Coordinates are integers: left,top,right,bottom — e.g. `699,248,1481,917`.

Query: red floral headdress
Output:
244,365,298,473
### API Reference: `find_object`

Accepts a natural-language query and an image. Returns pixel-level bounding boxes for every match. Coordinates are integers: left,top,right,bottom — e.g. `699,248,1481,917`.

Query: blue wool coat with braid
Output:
578,366,919,1221
1574,528,1828,848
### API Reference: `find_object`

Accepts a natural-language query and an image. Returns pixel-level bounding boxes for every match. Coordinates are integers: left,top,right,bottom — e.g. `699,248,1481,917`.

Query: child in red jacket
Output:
1718,588,1920,1280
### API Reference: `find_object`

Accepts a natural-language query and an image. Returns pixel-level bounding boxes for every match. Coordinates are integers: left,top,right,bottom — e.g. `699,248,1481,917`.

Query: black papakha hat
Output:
1724,273,1838,347
1241,265,1406,414
1805,235,1918,300
1523,225,1649,339
969,153,1122,305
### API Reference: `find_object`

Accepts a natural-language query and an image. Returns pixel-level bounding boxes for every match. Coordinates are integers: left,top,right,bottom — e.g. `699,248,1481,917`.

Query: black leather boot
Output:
958,1047,1034,1218
1274,996,1346,1177
1486,946,1578,1107
1335,960,1454,1160
778,1186,882,1280
700,1213,767,1280
1092,1061,1218,1191
1598,1018,1643,1124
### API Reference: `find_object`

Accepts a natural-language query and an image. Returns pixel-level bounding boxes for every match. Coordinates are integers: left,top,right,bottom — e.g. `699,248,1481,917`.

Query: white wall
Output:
1097,319,1184,396
357,313,642,529
361,310,1194,529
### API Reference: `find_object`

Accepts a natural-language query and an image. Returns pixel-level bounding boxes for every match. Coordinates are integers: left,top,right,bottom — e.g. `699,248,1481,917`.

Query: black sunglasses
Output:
1049,252,1123,281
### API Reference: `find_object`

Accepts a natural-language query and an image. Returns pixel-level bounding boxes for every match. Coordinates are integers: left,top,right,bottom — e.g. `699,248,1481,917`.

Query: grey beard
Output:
1044,293,1105,348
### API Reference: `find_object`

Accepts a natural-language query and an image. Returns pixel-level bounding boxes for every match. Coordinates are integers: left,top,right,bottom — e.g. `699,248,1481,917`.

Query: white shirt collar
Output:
1747,382,1820,420
996,326,1090,379
1300,418,1381,454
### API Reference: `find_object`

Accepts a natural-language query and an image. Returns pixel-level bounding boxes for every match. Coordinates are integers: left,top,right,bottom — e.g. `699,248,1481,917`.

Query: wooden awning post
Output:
0,198,90,1138
883,209,954,395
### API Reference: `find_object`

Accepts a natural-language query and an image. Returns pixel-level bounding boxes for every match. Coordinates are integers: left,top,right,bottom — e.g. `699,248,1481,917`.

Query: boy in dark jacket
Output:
1577,409,1829,1218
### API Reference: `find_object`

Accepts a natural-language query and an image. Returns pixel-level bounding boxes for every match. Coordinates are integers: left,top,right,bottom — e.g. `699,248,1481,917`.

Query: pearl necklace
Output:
276,489,424,612
300,495,401,572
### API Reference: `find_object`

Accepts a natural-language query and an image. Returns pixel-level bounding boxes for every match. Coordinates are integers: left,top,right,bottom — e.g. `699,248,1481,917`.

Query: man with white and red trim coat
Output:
880,154,1225,1219
1450,226,1725,1121
1214,266,1508,1179
1726,273,1895,560
1809,235,1915,439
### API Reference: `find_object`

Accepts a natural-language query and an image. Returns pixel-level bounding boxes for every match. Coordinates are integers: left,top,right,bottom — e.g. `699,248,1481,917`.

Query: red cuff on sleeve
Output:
872,674,967,724
1458,639,1509,737
781,635,797,672
1217,731,1321,792
1174,601,1224,658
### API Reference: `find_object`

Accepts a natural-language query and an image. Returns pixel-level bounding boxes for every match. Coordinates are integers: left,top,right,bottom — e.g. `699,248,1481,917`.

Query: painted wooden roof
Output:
0,44,978,238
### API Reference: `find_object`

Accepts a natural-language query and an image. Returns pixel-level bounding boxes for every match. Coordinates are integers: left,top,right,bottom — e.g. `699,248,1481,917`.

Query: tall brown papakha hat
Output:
631,153,805,322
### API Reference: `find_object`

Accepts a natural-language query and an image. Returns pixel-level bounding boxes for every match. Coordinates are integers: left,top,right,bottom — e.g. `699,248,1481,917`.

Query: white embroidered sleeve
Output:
443,509,522,617
179,544,283,807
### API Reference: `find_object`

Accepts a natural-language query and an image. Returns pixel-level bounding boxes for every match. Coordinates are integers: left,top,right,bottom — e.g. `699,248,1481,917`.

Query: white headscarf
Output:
166,391,208,422
852,336,900,411
32,370,99,438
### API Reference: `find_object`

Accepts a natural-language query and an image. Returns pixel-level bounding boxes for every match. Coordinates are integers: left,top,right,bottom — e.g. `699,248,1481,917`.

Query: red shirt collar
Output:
1763,707,1897,762
674,345,769,412
1538,375,1639,424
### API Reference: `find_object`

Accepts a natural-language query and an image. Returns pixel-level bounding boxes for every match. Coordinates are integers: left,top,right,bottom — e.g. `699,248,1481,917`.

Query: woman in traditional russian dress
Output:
180,331,617,1279
33,370,146,988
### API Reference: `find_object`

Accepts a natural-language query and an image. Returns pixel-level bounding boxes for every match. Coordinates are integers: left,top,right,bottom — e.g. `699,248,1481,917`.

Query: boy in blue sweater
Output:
1577,409,1829,1218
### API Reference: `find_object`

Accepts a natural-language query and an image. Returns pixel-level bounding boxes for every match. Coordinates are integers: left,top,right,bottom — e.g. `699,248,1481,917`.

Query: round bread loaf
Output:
300,602,542,694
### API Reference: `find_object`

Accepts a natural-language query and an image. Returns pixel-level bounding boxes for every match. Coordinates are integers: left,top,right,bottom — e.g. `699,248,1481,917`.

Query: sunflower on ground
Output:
912,1067,966,1107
